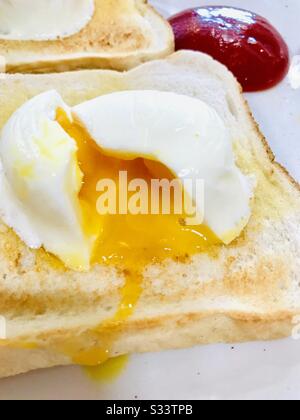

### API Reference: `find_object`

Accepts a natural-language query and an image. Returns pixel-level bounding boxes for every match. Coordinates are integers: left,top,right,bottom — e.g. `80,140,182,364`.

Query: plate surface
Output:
0,0,300,400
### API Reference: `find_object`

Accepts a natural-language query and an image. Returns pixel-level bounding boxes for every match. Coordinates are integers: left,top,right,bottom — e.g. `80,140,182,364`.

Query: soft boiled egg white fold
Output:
0,90,253,271
0,91,92,271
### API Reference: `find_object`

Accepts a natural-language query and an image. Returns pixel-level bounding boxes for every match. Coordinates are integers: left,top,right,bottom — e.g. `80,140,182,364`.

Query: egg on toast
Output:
0,52,299,378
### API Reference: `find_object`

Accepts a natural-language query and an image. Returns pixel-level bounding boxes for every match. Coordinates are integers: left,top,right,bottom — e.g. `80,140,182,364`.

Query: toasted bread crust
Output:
243,98,300,194
0,312,295,378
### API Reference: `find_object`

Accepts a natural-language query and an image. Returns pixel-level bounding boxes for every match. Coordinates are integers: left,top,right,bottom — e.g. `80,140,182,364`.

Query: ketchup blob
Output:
169,6,290,92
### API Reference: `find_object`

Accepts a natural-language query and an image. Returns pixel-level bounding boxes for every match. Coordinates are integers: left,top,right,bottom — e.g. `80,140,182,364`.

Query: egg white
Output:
0,90,91,271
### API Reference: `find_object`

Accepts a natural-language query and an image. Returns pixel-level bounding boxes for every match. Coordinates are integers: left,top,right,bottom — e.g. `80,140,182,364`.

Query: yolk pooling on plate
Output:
84,355,129,382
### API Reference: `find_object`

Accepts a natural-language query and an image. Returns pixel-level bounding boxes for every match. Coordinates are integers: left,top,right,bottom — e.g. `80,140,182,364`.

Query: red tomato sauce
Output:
169,6,290,92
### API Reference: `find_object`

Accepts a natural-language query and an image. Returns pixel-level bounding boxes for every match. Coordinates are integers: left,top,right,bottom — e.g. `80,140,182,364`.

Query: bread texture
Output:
0,0,174,73
0,51,299,378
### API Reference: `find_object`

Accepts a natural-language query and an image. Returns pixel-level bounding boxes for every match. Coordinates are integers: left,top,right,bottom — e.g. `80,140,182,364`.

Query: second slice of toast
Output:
0,0,174,73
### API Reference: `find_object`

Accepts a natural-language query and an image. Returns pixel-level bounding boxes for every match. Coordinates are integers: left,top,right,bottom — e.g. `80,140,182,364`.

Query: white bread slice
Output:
0,0,174,73
0,51,299,378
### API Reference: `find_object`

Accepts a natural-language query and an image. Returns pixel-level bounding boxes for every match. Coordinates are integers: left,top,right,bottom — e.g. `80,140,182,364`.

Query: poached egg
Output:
0,90,253,271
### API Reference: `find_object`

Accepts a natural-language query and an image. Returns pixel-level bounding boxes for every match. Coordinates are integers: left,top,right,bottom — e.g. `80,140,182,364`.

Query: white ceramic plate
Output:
0,0,300,401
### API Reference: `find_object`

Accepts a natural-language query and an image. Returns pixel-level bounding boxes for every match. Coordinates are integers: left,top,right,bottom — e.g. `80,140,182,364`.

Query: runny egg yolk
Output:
56,108,220,368
56,108,219,270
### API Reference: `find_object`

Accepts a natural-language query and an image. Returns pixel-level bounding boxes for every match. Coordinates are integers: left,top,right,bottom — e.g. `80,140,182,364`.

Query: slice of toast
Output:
0,51,300,378
0,0,174,73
